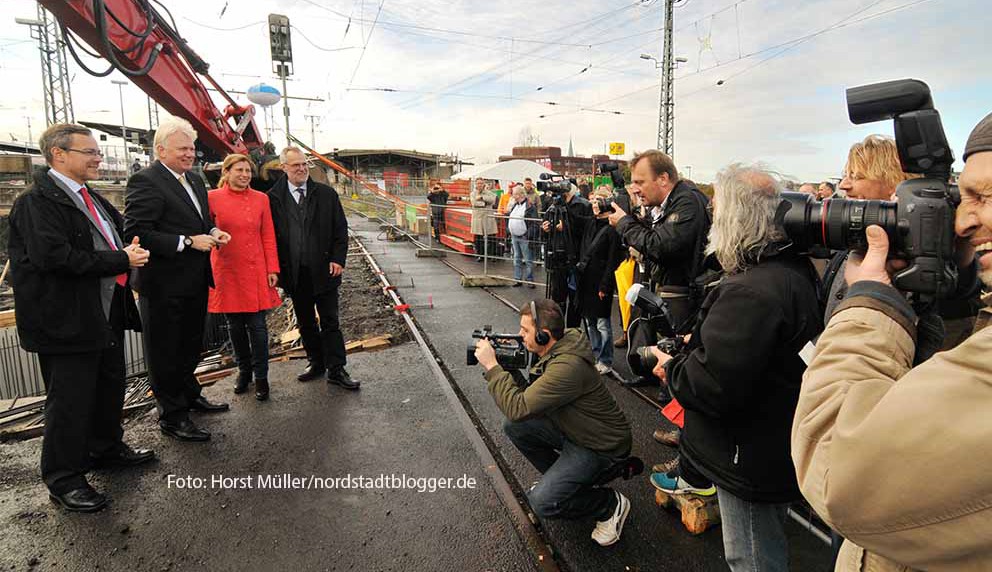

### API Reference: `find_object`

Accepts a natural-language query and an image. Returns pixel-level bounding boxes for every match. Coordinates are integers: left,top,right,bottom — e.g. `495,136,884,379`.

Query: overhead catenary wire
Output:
347,0,385,88
538,0,936,120
393,2,660,111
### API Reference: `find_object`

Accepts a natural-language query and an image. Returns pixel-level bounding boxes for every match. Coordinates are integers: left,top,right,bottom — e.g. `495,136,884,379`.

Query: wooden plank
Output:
281,329,301,345
362,337,392,351
0,309,16,329
654,489,721,535
460,275,515,288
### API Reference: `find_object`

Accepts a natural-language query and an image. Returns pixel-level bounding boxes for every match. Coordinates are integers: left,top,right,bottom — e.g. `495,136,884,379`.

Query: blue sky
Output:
0,0,988,181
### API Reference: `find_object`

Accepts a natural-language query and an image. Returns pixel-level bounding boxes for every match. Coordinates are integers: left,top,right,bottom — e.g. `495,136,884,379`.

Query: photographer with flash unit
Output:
791,103,992,571
473,299,634,547
600,150,711,389
649,164,823,571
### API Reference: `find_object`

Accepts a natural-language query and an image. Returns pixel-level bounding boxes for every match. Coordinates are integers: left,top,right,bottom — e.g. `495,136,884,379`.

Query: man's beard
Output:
979,267,992,290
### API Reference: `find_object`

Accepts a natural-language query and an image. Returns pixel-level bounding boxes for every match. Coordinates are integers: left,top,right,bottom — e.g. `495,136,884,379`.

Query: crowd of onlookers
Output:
472,115,992,571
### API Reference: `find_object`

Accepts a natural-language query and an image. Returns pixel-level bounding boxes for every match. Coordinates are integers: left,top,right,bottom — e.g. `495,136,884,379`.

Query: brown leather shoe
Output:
613,333,628,348
652,428,681,448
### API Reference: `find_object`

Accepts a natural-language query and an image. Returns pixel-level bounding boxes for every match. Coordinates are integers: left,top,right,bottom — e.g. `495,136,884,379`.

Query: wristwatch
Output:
183,236,193,248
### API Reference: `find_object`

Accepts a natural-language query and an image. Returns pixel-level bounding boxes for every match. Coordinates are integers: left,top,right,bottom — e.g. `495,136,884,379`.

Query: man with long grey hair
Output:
648,164,823,570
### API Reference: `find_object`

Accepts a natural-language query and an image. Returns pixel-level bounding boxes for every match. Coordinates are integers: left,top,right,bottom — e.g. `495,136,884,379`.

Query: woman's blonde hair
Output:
218,153,255,187
844,135,916,190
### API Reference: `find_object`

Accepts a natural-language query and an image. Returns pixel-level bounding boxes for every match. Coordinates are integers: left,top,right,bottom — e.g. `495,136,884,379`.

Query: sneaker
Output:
651,457,679,475
652,428,680,448
591,491,630,547
649,471,716,496
595,362,612,375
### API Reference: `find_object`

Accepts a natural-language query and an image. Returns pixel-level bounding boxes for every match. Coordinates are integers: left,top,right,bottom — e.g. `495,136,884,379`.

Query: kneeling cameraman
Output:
650,164,823,571
473,299,633,546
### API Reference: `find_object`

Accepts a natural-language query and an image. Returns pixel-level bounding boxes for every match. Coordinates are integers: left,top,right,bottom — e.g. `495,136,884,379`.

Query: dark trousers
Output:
225,311,270,380
291,266,346,372
548,270,582,329
503,417,617,521
139,290,207,422
39,290,126,495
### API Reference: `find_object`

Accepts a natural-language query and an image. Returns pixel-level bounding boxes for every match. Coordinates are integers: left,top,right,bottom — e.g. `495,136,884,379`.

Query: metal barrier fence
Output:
339,193,549,288
0,316,230,402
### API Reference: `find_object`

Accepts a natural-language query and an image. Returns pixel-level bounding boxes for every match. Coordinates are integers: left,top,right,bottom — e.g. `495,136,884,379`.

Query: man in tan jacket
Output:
792,113,992,571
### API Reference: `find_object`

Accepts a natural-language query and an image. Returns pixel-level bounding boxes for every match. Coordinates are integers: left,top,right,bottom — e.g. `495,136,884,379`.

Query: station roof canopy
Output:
79,121,153,147
325,148,456,164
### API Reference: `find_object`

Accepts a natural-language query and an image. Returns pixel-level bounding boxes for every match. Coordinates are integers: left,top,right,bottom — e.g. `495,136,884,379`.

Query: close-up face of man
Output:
518,314,544,353
157,131,196,174
817,182,834,199
282,150,310,187
956,151,992,287
53,133,102,183
524,178,534,192
839,170,894,200
512,186,526,203
475,179,485,191
629,158,671,207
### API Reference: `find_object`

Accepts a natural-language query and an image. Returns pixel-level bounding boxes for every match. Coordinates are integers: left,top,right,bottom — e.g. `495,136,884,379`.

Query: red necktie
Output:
80,187,127,287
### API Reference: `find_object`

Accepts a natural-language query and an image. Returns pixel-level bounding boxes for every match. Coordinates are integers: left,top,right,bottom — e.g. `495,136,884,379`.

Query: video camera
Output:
536,172,576,195
466,326,531,370
624,284,687,377
780,79,960,297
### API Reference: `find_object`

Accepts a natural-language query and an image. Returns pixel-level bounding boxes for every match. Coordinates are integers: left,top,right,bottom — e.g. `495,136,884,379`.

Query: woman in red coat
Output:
208,154,281,400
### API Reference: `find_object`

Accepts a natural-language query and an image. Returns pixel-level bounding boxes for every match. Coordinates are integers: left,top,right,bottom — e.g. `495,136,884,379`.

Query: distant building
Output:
321,148,467,193
498,146,624,177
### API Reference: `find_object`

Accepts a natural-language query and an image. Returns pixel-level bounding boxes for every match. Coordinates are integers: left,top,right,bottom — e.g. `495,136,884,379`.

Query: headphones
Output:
530,300,550,346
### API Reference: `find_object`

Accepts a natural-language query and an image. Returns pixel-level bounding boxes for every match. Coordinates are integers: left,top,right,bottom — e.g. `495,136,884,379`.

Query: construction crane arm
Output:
39,0,262,161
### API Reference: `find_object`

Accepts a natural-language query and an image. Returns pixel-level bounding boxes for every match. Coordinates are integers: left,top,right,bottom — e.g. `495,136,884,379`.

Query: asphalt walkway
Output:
349,216,832,572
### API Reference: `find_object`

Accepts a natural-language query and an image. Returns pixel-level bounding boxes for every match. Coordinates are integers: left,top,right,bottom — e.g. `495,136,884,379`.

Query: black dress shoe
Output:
50,485,107,513
527,283,536,289
91,443,156,468
511,281,522,287
327,369,360,390
159,419,211,442
233,371,251,394
189,396,230,413
620,375,657,388
297,362,326,382
255,378,270,401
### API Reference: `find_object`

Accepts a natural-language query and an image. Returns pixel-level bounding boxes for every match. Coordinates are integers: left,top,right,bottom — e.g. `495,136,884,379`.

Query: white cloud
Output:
0,0,987,180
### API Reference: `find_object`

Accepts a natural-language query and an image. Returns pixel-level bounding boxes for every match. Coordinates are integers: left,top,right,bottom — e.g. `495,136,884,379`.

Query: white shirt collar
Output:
161,163,188,181
48,168,85,194
288,179,308,194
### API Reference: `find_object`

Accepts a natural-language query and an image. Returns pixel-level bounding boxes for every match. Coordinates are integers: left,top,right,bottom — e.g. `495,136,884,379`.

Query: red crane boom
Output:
38,0,263,161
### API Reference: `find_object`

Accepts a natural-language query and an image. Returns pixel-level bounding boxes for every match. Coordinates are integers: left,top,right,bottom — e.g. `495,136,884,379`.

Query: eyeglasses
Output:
62,147,104,158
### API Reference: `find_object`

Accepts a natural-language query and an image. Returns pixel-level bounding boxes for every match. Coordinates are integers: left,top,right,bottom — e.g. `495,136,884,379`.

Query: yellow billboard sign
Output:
609,142,625,156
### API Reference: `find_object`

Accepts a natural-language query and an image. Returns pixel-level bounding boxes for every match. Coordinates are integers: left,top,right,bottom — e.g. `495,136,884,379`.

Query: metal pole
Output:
661,0,675,157
112,80,130,175
280,65,291,147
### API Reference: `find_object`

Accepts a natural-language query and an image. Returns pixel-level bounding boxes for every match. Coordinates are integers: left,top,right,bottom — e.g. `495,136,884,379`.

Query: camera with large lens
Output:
780,79,960,297
624,284,687,377
594,196,616,214
628,337,686,379
596,161,632,214
536,172,575,195
466,325,530,370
